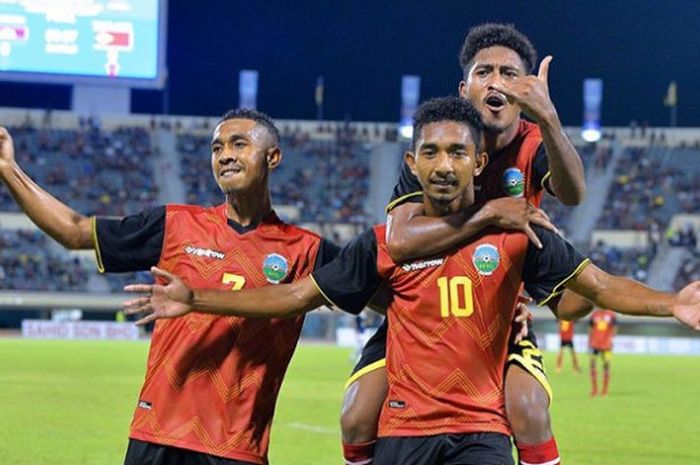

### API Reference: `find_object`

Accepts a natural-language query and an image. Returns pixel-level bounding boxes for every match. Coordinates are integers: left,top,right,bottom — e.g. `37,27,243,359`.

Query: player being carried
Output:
123,97,700,465
0,109,340,465
343,22,590,465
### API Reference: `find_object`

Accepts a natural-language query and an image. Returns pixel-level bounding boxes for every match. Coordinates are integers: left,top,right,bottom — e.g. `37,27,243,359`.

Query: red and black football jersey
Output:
312,224,588,437
589,309,617,351
94,204,337,464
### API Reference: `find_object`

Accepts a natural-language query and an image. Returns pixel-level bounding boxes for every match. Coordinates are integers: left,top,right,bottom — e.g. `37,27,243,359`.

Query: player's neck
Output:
423,188,475,217
224,189,273,226
484,120,519,153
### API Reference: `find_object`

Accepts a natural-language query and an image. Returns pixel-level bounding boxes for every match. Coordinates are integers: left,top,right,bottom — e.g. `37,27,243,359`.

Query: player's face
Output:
210,119,280,195
406,121,486,207
459,45,526,134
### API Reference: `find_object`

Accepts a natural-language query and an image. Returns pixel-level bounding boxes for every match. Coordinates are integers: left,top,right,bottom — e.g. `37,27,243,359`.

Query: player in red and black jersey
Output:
344,23,589,465
588,309,617,396
0,110,338,465
556,319,581,374
123,97,700,465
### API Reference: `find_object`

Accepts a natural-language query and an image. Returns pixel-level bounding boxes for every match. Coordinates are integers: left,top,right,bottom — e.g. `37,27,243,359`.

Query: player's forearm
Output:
539,115,586,205
0,164,92,249
191,279,327,318
386,204,488,262
567,268,675,318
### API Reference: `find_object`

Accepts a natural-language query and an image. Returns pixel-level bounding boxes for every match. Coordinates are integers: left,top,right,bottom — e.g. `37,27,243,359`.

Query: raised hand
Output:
488,56,557,125
122,267,194,326
484,197,558,249
672,281,700,330
0,127,16,174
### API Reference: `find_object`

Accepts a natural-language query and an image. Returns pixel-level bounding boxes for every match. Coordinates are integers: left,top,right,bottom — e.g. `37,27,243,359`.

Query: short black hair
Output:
219,108,280,145
459,23,537,76
412,96,483,151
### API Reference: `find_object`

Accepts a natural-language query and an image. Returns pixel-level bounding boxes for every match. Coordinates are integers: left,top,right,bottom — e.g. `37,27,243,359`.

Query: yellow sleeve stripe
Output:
309,274,341,309
540,170,552,190
537,258,591,307
344,358,386,390
385,191,423,213
91,216,106,274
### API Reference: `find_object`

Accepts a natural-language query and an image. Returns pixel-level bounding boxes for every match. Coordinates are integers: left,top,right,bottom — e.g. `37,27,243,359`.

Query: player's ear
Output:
266,146,282,170
404,150,418,176
474,151,488,177
458,80,468,98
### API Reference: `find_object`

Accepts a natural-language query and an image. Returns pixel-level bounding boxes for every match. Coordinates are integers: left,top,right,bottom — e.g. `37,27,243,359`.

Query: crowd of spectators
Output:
596,146,700,230
586,240,652,283
0,229,89,291
0,122,158,216
179,124,371,223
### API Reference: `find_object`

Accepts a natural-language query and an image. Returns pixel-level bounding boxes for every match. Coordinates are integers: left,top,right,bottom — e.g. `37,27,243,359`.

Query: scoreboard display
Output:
0,0,166,88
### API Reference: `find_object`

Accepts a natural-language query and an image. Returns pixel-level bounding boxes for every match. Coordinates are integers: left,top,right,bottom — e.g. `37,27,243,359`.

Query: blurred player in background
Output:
589,309,617,397
341,23,588,465
556,319,581,374
0,110,339,465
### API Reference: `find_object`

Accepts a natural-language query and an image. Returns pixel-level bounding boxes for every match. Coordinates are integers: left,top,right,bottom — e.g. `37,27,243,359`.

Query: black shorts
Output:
374,433,514,465
124,439,255,465
347,319,552,402
345,319,388,388
560,339,574,348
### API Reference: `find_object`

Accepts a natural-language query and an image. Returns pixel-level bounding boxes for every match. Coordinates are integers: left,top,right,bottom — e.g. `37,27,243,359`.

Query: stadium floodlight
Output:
581,78,603,143
399,75,420,140
582,127,601,142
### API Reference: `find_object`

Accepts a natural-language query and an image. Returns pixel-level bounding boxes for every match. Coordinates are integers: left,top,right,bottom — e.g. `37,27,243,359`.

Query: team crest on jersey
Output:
503,167,525,197
262,253,289,284
472,244,500,275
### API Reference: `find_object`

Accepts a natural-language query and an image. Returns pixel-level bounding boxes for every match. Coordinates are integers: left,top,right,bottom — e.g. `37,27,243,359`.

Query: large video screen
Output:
0,0,167,88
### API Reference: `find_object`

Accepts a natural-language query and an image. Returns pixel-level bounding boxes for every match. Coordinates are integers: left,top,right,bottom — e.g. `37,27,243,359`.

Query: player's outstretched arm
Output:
549,289,594,321
123,267,327,325
563,263,700,330
387,197,556,262
0,127,93,249
488,57,586,205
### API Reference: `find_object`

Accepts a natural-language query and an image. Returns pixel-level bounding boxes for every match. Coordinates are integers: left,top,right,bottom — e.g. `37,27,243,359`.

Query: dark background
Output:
1,0,698,126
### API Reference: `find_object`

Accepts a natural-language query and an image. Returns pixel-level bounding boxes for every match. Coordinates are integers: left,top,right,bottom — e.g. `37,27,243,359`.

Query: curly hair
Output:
459,23,537,76
412,96,483,150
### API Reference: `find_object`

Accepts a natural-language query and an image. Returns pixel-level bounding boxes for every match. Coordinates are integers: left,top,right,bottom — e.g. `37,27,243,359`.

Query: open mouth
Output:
430,178,456,188
485,92,507,111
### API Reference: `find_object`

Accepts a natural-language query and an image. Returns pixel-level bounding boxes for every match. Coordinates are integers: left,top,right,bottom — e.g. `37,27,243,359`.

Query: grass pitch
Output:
0,339,698,465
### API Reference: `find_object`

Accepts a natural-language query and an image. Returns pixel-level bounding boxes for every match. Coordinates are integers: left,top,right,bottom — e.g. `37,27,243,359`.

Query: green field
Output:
1,339,699,465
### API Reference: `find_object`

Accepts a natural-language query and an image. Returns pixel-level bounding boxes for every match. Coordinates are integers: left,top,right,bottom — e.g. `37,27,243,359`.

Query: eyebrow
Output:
211,133,249,147
419,142,469,151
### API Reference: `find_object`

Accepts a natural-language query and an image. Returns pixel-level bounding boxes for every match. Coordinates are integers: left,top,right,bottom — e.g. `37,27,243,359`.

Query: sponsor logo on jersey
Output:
263,253,289,284
138,400,152,410
472,243,500,275
184,245,225,260
503,167,525,197
388,400,406,409
401,258,444,272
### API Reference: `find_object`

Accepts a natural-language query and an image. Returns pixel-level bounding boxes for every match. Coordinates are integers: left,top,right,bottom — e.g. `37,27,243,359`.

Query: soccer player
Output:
556,319,581,374
344,23,588,465
122,97,700,465
588,309,617,397
0,110,339,465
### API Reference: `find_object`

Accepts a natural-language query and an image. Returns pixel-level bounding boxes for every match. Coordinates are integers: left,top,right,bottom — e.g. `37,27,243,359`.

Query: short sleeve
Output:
523,225,590,306
310,228,382,314
94,206,166,273
532,143,554,195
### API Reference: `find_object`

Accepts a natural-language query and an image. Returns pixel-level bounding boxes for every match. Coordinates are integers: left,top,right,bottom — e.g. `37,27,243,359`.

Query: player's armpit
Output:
548,289,594,320
366,283,391,315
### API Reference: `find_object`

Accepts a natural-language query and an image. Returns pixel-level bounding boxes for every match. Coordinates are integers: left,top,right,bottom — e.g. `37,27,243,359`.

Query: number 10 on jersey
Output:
437,276,474,317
